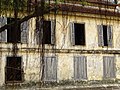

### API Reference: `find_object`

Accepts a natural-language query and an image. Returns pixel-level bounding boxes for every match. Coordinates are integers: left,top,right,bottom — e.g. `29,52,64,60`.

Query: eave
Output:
50,3,120,17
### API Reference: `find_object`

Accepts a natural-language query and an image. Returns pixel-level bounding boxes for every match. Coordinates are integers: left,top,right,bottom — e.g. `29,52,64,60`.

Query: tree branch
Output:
0,5,57,33
0,12,36,33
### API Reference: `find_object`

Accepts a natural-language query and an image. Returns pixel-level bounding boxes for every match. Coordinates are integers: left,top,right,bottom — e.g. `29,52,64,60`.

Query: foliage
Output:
0,0,90,13
0,0,27,12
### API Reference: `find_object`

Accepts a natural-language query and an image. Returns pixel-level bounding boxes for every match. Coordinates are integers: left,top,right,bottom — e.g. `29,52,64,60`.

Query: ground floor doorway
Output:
5,57,23,83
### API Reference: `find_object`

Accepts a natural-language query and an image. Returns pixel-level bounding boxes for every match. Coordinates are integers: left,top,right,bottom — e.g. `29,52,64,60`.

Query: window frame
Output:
36,20,55,45
5,56,24,83
0,17,29,44
103,56,116,79
43,56,57,82
70,22,86,46
73,56,87,81
97,25,113,47
7,18,21,43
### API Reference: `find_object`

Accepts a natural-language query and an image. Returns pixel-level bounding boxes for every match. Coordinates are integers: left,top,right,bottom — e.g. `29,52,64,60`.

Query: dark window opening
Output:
5,57,22,82
43,21,51,44
74,23,85,45
7,18,21,43
103,25,108,46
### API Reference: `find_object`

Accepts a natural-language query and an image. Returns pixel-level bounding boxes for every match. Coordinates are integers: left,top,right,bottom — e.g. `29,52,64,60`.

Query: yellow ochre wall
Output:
0,12,120,85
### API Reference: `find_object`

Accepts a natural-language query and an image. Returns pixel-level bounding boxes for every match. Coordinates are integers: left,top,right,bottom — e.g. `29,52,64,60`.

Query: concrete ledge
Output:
1,84,120,90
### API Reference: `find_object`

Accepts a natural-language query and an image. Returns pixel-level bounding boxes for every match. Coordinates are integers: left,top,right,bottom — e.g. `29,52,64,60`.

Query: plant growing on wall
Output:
0,0,120,88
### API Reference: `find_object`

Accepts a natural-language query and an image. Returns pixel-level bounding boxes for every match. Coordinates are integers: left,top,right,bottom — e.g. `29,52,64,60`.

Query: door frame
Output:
5,56,24,83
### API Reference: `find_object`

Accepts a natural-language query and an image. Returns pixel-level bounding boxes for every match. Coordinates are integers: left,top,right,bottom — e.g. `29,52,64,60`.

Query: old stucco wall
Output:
0,13,120,85
54,13,120,50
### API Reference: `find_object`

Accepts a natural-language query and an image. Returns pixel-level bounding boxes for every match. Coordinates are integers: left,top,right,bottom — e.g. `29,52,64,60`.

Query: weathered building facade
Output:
0,0,120,86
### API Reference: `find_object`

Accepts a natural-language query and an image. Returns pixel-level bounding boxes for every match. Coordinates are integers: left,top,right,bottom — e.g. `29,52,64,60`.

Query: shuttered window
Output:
0,17,29,43
103,56,116,79
97,25,113,47
44,57,57,81
70,22,85,46
36,20,55,45
0,17,7,42
74,56,87,81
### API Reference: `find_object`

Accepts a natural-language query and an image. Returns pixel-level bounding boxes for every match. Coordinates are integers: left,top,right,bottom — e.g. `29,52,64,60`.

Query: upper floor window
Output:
70,23,86,46
0,17,29,44
36,20,55,45
7,18,21,43
43,21,52,44
97,25,113,47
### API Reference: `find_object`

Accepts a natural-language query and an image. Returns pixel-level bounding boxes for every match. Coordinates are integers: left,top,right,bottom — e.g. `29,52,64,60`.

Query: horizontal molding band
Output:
0,48,119,54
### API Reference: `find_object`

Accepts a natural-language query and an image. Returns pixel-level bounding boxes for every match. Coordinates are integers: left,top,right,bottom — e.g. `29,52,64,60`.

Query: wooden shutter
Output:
0,17,7,42
103,56,115,78
36,31,40,45
97,25,104,46
35,19,41,45
69,22,75,45
44,57,57,81
51,21,55,45
74,57,79,80
107,25,113,47
109,57,115,78
74,56,87,80
21,21,29,43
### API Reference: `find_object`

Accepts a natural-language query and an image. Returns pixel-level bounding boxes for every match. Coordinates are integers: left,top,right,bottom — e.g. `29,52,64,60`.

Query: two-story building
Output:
0,0,120,86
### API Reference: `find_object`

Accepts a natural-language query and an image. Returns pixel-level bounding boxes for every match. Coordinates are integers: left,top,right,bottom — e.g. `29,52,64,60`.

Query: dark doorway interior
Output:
5,57,23,83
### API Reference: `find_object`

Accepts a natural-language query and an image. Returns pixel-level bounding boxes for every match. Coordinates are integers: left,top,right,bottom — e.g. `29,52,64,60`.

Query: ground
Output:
1,84,120,90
